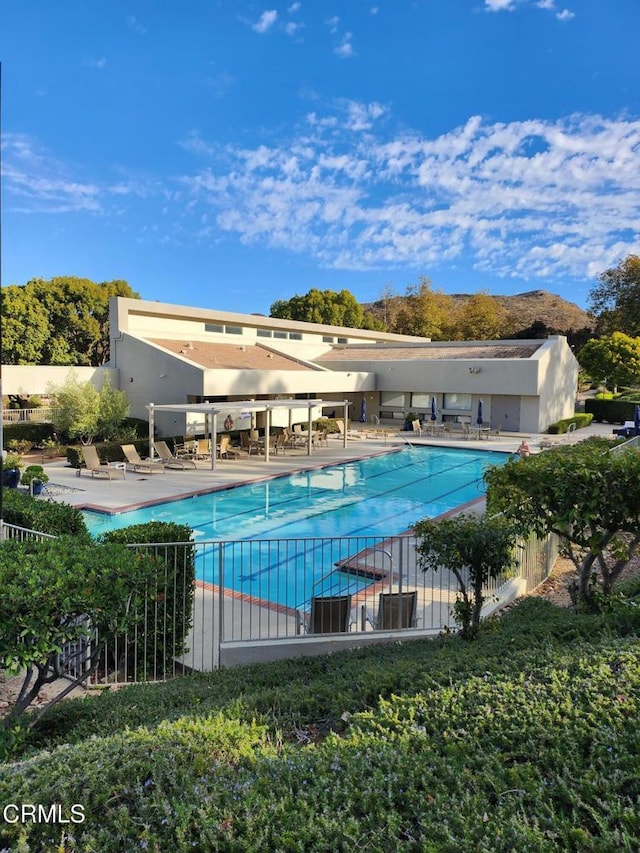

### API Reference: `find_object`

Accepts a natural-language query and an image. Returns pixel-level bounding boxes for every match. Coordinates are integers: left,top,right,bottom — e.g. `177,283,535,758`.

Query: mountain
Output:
365,289,595,336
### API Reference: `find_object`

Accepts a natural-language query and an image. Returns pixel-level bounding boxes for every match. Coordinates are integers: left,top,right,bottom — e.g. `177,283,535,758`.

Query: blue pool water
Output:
83,446,507,608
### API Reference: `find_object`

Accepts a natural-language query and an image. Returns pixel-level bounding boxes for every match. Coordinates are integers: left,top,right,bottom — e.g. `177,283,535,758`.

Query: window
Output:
322,336,334,343
443,393,472,410
337,337,348,344
273,331,287,339
257,329,272,338
288,332,302,340
411,393,432,409
380,391,405,408
225,325,243,335
204,323,224,333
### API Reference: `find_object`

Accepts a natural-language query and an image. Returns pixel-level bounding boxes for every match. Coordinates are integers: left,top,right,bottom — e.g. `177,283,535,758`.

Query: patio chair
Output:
120,444,165,474
374,591,417,630
154,440,197,469
195,438,211,460
411,419,422,437
80,445,125,480
308,594,352,634
216,435,239,460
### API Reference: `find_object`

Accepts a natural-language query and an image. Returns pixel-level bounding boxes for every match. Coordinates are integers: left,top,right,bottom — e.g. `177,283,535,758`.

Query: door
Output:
491,395,521,432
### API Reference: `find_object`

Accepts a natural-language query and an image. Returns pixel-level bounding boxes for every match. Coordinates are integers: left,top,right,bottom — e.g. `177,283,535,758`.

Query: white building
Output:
1,296,578,436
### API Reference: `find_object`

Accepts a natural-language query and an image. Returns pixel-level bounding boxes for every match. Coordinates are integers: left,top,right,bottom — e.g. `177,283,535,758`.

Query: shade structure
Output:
476,399,483,425
431,396,437,421
360,398,367,423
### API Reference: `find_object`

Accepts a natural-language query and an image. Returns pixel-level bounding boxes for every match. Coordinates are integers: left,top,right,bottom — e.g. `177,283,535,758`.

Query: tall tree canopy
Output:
589,254,640,337
1,277,138,365
578,332,640,390
451,291,512,341
390,277,455,339
270,288,383,330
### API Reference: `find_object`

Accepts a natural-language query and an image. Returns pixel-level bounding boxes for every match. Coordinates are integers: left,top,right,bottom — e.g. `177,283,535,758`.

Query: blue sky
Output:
1,0,639,314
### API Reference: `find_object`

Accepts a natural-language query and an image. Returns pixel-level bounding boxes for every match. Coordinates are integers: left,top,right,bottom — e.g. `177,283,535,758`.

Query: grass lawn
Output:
2,583,640,852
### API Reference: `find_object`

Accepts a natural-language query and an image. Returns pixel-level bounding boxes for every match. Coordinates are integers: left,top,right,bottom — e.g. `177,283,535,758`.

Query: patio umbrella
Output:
476,399,483,425
431,396,437,421
360,397,367,423
634,405,640,435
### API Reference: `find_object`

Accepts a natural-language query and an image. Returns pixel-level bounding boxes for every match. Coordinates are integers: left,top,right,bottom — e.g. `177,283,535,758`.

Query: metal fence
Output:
2,407,59,423
1,525,558,684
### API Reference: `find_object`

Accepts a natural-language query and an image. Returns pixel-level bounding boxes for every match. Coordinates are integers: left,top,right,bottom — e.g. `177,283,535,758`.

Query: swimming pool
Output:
83,446,506,608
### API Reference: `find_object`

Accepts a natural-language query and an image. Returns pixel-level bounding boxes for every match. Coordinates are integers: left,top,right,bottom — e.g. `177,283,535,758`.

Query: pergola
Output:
146,398,351,470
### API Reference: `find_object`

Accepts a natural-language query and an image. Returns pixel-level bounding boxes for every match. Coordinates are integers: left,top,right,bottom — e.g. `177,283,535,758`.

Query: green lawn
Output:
2,586,640,852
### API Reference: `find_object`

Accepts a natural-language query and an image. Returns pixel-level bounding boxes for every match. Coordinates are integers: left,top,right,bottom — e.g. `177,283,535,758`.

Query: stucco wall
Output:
1,365,118,396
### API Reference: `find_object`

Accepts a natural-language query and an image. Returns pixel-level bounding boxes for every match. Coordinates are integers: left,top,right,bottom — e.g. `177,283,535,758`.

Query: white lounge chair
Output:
80,446,125,480
154,440,197,469
121,444,165,474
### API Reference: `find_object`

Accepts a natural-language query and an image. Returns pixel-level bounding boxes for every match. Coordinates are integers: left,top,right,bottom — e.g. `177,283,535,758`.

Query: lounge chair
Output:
332,419,362,439
374,591,417,630
80,446,126,480
308,594,352,634
120,444,165,474
216,435,239,460
154,440,197,469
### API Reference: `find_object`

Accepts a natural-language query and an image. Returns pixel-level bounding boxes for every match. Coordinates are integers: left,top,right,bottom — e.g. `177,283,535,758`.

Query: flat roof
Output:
317,341,543,362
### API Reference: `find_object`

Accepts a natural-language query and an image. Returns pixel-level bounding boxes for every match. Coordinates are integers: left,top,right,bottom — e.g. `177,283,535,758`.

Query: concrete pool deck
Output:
31,422,612,515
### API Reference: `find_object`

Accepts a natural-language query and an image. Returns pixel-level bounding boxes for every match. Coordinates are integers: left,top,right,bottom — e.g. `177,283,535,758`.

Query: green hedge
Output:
100,522,196,680
547,412,593,434
3,596,640,851
2,421,56,448
1,488,89,540
585,397,640,424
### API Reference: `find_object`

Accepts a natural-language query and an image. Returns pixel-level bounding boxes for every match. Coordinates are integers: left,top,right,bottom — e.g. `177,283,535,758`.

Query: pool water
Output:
83,446,506,608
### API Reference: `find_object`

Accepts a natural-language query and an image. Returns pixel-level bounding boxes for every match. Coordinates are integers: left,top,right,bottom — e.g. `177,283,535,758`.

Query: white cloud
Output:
370,6,379,14
326,16,340,33
334,36,355,59
286,21,304,37
484,0,520,11
252,10,278,33
177,106,640,284
556,8,575,21
126,16,147,34
288,2,301,11
84,57,107,69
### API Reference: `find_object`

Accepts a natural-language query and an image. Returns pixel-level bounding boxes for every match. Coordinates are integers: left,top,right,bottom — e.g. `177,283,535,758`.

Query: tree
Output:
414,513,518,639
48,372,100,443
450,291,512,341
270,288,383,330
589,254,640,337
578,332,640,391
484,439,640,606
0,537,157,745
390,277,455,339
1,277,138,366
96,374,131,440
0,286,51,364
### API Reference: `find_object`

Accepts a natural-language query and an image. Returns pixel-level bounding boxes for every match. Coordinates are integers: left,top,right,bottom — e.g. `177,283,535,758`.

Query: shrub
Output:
2,422,56,448
547,412,593,434
0,537,159,753
20,465,49,487
100,522,196,680
1,488,89,539
585,397,640,424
